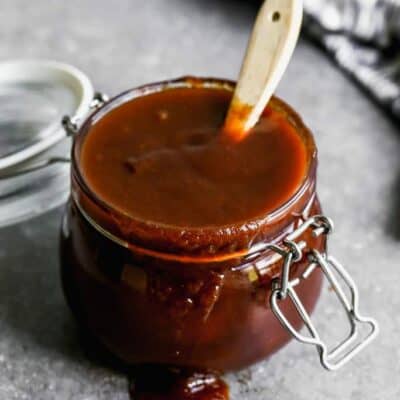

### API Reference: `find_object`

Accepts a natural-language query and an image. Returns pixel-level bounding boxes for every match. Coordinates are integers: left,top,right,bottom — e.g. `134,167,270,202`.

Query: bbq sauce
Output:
72,84,316,400
80,87,307,227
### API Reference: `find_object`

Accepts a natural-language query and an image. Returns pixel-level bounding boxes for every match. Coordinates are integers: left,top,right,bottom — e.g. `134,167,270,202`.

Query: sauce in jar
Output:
80,86,307,227
61,78,325,400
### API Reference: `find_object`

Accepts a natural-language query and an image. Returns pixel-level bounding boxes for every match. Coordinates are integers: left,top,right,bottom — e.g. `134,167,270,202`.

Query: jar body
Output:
60,197,325,372
60,78,326,372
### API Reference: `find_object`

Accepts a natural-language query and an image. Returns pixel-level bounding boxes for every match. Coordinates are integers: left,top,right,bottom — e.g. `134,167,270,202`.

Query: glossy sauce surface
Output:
80,88,307,227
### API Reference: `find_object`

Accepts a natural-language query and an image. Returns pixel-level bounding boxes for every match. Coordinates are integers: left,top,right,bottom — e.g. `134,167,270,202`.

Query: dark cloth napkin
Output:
303,0,400,120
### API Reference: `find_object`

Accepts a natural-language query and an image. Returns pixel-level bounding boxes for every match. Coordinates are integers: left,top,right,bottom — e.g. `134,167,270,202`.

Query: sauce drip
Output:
129,366,228,400
80,87,307,227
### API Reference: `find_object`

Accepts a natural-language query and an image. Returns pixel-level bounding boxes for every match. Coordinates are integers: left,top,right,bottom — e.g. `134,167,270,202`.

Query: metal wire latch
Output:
62,92,109,136
270,215,379,371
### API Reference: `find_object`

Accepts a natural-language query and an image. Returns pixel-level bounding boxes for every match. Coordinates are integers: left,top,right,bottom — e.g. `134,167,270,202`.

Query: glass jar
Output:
60,78,377,373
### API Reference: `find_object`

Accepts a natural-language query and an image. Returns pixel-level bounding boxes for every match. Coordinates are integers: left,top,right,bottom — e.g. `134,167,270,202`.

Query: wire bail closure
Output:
62,92,109,137
269,215,379,371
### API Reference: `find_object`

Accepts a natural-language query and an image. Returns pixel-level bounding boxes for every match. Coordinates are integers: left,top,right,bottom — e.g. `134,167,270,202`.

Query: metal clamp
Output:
269,215,379,371
62,91,109,136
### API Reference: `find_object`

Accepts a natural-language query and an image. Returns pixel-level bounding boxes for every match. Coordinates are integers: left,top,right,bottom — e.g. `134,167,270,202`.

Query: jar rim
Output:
71,77,318,261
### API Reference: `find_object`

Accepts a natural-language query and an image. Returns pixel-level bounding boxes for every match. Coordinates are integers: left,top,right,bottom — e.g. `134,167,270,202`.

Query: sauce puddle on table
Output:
129,365,229,400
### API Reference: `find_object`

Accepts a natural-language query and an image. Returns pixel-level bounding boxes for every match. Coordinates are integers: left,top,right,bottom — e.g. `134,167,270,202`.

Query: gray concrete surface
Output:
0,0,398,399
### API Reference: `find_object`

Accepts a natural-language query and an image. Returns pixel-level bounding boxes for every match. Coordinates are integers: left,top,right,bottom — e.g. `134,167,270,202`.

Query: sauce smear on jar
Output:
80,86,307,227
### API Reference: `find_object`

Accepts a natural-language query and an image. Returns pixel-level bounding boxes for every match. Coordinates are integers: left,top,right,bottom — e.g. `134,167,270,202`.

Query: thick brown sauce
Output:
81,88,307,227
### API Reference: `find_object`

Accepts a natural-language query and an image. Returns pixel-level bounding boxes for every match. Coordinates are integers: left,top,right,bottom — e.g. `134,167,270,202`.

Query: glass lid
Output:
0,60,94,228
